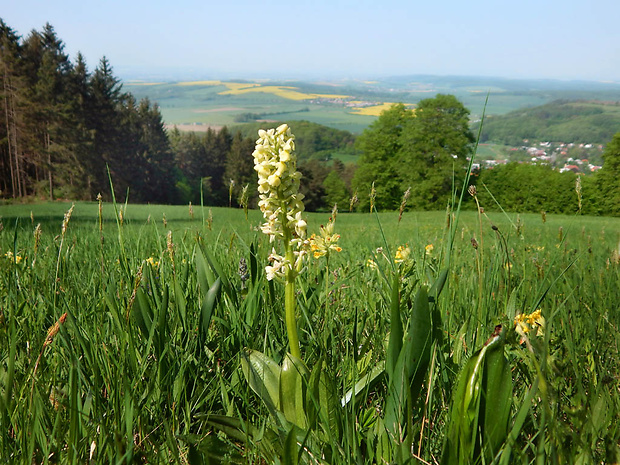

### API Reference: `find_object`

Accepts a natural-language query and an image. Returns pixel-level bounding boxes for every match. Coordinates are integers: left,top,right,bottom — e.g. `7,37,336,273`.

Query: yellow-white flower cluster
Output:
253,124,308,281
394,245,411,263
514,309,545,339
265,248,308,281
308,220,342,259
253,124,307,244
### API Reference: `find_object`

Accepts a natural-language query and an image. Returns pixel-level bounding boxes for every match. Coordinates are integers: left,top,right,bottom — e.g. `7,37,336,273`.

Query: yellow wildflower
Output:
395,245,411,263
146,257,159,267
515,309,545,339
425,244,434,256
307,219,342,259
4,251,22,264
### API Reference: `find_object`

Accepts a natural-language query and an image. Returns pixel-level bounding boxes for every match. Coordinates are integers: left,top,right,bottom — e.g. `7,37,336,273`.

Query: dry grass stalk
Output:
32,312,68,397
399,187,411,223
349,190,358,212
369,182,376,213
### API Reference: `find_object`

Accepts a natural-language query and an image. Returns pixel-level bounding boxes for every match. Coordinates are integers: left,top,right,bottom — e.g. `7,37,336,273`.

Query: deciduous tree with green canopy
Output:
400,94,474,209
352,103,414,211
598,132,620,215
352,95,474,211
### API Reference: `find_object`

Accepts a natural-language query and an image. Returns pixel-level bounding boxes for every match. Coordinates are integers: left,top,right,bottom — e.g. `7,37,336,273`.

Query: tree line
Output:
351,97,620,216
0,19,355,208
0,20,179,203
1,19,618,215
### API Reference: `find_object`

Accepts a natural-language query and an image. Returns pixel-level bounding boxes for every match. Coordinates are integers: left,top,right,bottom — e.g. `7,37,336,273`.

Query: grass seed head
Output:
349,190,359,212
166,230,174,261
44,313,68,348
575,175,582,212
369,182,376,213
61,204,75,236
399,187,411,223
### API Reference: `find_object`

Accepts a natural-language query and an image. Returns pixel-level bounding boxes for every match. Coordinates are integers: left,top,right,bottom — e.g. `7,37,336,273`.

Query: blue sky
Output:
4,0,620,81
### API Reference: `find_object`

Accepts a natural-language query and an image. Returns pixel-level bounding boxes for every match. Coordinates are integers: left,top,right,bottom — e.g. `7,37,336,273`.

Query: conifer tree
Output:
0,19,24,197
224,131,256,205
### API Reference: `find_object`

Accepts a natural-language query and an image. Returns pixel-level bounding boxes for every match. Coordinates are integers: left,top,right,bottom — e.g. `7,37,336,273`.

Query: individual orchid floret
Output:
266,249,289,282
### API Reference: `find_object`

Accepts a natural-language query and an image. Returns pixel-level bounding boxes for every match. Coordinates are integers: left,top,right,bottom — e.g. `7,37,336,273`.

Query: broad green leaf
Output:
283,426,300,465
200,243,238,308
187,444,205,465
179,431,245,464
386,273,402,379
195,245,215,290
133,287,153,337
443,328,510,465
384,286,432,439
200,278,221,344
500,377,539,465
481,338,512,461
199,414,256,443
402,285,431,399
341,361,385,407
307,359,342,441
279,354,309,429
241,350,281,415
429,268,448,299
443,347,484,464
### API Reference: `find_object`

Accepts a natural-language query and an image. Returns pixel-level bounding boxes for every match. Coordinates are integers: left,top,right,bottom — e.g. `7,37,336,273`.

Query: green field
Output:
125,77,620,134
125,80,379,133
475,143,513,160
1,201,619,463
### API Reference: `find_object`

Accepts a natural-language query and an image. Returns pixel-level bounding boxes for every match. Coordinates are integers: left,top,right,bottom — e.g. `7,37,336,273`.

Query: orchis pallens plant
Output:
253,123,307,358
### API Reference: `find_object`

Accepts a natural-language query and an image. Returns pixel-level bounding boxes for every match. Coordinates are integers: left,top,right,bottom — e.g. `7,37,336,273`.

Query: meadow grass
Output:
1,202,619,463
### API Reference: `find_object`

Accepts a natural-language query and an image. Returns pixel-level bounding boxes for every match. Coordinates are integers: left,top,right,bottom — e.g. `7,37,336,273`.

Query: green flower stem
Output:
284,245,301,359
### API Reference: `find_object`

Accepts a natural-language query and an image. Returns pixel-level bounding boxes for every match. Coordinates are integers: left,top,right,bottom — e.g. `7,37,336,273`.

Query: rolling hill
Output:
124,76,620,134
475,100,620,145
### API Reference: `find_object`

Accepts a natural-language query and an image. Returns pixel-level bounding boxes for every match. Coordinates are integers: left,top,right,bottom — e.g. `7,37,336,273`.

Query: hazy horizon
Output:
113,65,620,85
4,0,620,83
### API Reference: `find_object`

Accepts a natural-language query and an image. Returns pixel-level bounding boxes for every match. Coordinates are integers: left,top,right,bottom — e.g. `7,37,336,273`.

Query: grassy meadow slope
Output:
1,201,619,462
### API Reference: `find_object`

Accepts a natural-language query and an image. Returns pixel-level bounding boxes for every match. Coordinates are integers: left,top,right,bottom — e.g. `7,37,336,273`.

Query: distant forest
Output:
475,100,620,146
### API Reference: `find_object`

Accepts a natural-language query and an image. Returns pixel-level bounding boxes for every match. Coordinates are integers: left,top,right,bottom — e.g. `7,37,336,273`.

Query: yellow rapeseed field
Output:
173,81,346,101
218,85,350,101
349,102,416,116
349,102,397,116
